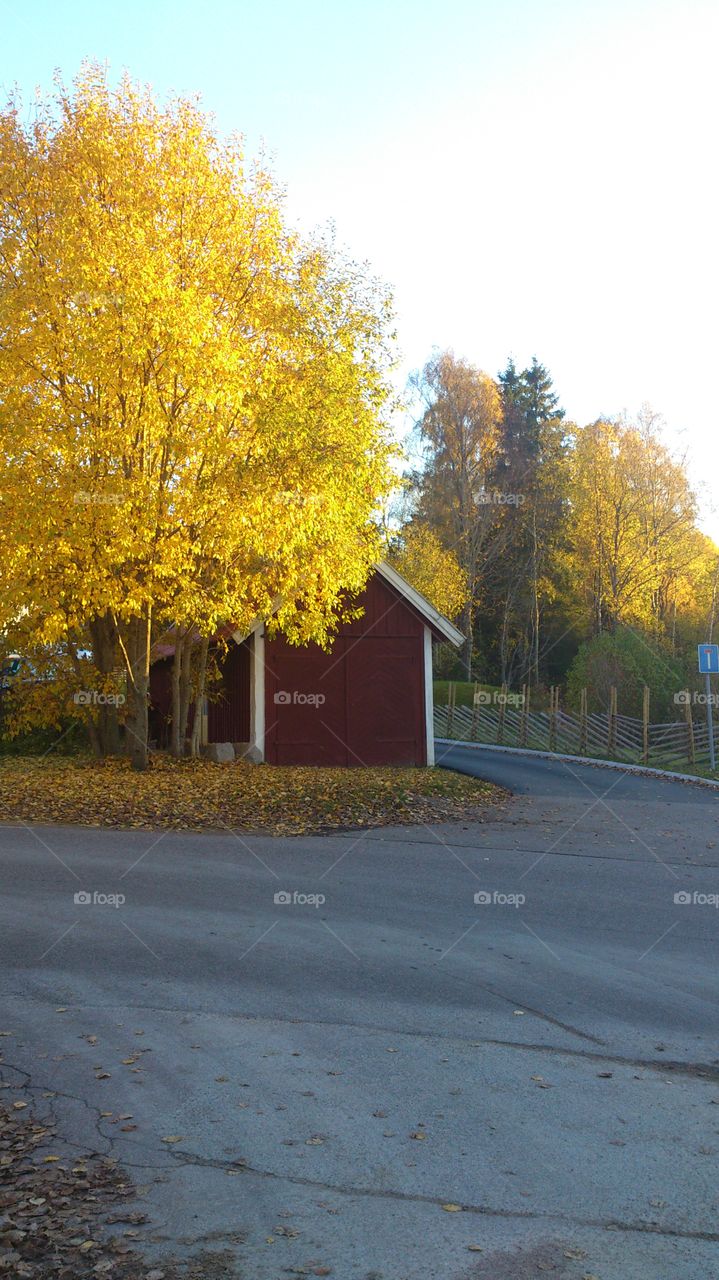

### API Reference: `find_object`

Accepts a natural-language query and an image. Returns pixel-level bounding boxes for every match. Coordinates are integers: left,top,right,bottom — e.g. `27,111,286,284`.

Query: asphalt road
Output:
437,741,719,801
1,747,718,1280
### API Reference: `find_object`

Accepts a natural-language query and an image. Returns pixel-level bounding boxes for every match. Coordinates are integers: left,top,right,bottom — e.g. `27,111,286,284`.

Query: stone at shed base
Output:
234,742,262,764
202,742,235,764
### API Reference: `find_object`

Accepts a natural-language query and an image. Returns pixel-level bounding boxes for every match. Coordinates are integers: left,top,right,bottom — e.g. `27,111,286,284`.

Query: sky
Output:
2,0,718,531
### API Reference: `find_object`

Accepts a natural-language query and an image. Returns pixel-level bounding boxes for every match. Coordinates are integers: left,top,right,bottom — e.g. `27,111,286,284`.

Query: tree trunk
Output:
88,613,121,756
460,600,473,679
499,594,511,686
127,610,151,771
531,510,540,687
170,629,195,756
178,631,194,754
81,707,104,760
170,628,184,758
189,636,209,758
67,636,104,759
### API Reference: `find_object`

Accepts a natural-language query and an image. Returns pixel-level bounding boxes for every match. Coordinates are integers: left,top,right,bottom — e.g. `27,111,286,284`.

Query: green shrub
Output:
566,628,682,719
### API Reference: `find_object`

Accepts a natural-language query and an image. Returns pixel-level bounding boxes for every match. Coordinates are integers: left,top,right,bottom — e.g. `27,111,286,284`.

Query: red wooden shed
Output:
150,562,463,767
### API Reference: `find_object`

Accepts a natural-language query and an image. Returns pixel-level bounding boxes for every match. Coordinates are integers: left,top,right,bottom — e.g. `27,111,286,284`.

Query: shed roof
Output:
152,561,464,660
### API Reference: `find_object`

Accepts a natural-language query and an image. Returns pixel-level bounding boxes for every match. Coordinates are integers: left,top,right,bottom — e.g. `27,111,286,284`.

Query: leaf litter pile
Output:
0,757,500,836
0,1098,179,1279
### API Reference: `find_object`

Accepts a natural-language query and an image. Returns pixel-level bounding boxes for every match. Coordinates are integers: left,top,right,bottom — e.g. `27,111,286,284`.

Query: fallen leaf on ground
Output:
0,756,500,837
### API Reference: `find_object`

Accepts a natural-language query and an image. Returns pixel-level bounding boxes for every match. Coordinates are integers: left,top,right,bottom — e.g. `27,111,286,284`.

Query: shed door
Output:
265,633,426,766
346,638,424,766
266,637,347,765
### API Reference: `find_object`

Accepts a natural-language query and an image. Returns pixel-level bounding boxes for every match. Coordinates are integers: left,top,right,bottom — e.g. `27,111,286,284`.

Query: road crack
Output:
165,1148,719,1242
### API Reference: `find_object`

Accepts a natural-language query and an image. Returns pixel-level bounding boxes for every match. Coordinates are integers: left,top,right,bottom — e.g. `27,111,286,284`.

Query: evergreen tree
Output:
497,356,565,470
522,356,565,428
480,359,569,684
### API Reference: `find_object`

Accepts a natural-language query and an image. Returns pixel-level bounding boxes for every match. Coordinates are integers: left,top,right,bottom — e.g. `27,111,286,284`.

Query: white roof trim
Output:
227,564,464,649
230,619,264,645
374,561,464,647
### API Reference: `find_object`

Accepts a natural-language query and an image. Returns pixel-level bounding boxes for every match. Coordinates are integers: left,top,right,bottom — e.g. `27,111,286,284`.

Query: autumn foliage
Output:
0,67,397,766
407,353,719,693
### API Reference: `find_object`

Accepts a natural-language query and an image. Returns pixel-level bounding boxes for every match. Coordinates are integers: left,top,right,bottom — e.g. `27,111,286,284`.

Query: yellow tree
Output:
388,523,468,620
563,417,700,636
411,352,504,675
0,67,396,767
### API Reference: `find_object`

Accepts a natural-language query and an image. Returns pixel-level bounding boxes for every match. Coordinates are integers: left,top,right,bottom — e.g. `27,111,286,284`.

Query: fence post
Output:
447,681,456,738
470,682,480,741
607,686,617,755
520,683,528,747
497,683,507,744
685,694,695,767
579,687,588,754
642,685,650,765
549,685,558,751
547,686,553,750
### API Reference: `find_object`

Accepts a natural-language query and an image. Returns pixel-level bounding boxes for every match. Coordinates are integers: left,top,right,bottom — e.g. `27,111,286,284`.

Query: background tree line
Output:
390,351,719,716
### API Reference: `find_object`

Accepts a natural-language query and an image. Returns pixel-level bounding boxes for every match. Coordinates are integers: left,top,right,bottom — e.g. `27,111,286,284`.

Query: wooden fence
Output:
434,683,719,774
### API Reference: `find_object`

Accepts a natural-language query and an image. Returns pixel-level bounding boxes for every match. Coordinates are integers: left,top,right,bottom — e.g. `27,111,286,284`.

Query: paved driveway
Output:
1,749,718,1279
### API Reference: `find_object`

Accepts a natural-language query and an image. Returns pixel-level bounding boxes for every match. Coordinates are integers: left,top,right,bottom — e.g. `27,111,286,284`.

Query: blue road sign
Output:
698,643,719,675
